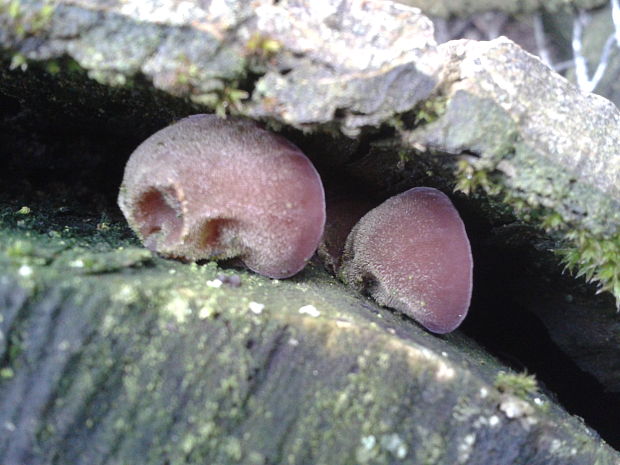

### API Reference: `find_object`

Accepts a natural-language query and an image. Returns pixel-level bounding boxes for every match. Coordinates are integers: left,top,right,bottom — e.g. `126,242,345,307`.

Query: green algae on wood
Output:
495,371,539,400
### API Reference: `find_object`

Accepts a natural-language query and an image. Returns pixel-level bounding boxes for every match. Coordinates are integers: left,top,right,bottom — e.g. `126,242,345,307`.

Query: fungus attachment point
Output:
118,114,326,278
317,193,376,275
340,187,473,333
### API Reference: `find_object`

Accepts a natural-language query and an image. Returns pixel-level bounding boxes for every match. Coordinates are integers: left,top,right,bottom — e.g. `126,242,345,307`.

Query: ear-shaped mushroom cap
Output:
118,114,326,279
340,187,473,333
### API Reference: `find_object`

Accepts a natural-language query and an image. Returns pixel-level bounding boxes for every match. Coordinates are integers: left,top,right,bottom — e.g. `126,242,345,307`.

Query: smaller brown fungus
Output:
118,114,326,279
340,187,473,333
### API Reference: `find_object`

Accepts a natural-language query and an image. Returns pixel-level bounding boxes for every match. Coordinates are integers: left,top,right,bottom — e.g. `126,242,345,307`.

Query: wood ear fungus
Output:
118,114,326,279
340,187,473,333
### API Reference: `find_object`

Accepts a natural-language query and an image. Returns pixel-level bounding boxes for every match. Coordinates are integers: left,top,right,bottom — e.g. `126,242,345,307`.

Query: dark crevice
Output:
359,272,380,299
460,148,482,158
464,292,620,449
242,324,291,404
0,93,21,117
345,124,397,164
459,206,620,450
236,70,264,95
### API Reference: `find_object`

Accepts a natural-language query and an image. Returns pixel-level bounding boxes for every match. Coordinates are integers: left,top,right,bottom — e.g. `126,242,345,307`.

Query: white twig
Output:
533,14,553,68
612,0,620,45
588,33,616,92
554,60,576,72
572,10,591,91
572,1,620,93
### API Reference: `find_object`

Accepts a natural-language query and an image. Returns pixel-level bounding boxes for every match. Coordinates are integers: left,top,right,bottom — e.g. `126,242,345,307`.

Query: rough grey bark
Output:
0,0,439,135
245,1,438,133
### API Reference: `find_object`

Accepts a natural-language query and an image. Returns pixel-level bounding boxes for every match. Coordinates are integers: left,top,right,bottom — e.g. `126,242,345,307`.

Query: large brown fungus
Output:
118,114,326,279
340,187,473,333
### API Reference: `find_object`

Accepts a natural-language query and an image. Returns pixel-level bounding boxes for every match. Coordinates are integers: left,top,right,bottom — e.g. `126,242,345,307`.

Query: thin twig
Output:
612,0,620,45
572,1,620,93
572,10,591,90
588,33,616,92
533,14,553,68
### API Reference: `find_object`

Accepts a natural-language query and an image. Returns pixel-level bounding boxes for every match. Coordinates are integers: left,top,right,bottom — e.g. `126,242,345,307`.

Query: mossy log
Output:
0,205,618,464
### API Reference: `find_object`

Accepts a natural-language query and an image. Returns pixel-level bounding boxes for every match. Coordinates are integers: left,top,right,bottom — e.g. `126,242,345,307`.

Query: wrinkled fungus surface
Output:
118,114,326,278
340,187,473,333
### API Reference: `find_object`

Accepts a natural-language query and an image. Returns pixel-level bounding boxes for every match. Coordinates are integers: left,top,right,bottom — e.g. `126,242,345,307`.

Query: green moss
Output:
192,82,249,117
62,248,154,274
44,60,61,75
6,239,35,258
169,54,201,89
397,148,412,164
540,211,564,231
2,0,56,39
494,371,539,399
245,33,282,60
30,1,54,31
454,158,500,196
559,230,620,307
3,0,22,20
414,96,448,126
9,52,27,71
454,155,620,308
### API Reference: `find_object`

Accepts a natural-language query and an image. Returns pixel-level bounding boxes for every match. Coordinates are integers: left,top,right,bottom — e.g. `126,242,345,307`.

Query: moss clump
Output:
454,156,620,308
559,230,620,307
245,33,282,60
1,0,56,39
495,371,539,399
192,82,249,117
0,367,15,379
413,96,448,126
454,157,500,196
9,52,27,71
